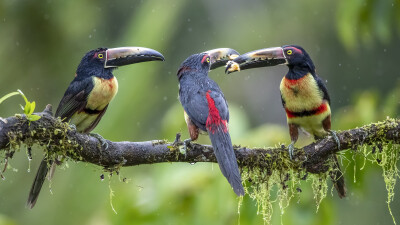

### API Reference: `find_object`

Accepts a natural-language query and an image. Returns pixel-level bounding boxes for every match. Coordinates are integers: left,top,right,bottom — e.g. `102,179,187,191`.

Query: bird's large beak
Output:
104,47,165,68
225,47,287,74
203,48,240,70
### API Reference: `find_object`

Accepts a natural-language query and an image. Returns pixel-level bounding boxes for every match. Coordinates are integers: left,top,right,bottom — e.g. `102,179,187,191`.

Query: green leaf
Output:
0,91,19,105
27,114,41,122
29,101,36,115
24,101,31,115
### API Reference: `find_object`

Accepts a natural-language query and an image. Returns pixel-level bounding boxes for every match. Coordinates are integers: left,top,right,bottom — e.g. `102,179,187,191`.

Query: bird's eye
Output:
98,53,104,59
206,57,210,63
286,50,293,55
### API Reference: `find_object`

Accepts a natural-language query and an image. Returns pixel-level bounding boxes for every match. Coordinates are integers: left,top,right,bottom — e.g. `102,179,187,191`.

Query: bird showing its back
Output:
177,50,244,196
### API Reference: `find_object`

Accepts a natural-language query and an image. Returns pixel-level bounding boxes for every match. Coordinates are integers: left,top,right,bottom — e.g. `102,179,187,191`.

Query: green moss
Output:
370,142,399,224
238,119,399,224
310,173,328,212
3,115,400,224
239,148,322,225
5,117,82,171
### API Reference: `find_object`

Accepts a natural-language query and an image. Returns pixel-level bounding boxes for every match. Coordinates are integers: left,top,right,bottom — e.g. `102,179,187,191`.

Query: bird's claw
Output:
172,133,181,147
288,142,295,160
330,130,340,150
69,124,77,130
183,138,192,153
90,133,108,150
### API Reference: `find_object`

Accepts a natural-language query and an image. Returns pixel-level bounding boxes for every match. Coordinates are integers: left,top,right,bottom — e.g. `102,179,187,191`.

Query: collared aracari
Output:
225,45,346,198
177,48,245,196
27,47,165,208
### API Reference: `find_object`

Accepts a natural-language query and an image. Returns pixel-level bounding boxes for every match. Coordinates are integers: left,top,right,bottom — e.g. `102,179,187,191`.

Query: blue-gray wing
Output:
181,89,209,131
55,77,94,120
182,88,229,131
315,75,331,105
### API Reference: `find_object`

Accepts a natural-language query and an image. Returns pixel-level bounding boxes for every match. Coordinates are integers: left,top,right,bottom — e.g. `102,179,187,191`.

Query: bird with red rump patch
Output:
177,48,244,196
225,45,346,198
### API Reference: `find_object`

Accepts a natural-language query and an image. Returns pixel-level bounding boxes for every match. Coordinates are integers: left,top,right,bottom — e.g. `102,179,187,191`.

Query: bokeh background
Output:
0,0,399,224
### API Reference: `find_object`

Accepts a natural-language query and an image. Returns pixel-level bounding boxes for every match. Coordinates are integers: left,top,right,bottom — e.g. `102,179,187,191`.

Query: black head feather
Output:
282,45,315,74
76,47,114,80
177,53,211,80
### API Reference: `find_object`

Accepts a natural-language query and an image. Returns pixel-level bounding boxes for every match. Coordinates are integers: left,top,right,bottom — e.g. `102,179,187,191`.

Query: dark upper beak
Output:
225,47,287,74
104,47,165,68
203,48,240,70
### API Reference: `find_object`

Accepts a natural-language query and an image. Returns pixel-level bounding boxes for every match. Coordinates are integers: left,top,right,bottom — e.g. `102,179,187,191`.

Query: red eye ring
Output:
201,54,209,64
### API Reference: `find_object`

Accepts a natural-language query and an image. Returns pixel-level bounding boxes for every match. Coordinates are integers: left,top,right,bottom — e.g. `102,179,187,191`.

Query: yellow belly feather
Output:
70,76,118,132
287,106,331,137
87,76,118,110
280,73,331,136
280,73,323,112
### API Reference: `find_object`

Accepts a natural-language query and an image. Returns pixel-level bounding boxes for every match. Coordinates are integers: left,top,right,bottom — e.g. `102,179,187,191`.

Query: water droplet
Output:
190,162,196,165
338,63,341,67
88,34,92,39
187,18,191,22
325,80,328,83
163,96,168,101
100,174,104,181
28,153,32,173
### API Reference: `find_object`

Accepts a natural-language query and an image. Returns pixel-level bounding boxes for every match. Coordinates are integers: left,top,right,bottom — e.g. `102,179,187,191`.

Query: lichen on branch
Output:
0,105,399,224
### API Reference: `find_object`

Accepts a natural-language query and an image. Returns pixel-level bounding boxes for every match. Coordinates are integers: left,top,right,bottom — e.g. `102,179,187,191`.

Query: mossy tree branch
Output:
0,104,399,173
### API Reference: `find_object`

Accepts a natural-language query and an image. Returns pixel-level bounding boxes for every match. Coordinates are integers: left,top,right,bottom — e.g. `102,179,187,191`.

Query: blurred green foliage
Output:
0,0,399,225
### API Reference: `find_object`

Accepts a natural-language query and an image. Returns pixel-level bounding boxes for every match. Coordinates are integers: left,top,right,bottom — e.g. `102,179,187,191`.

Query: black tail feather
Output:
330,155,346,198
208,126,244,196
26,157,51,209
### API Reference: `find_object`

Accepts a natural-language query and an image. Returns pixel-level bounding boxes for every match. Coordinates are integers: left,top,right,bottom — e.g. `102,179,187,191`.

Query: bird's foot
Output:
69,124,77,131
183,138,192,153
288,141,295,160
90,133,108,150
172,133,181,147
329,130,340,150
